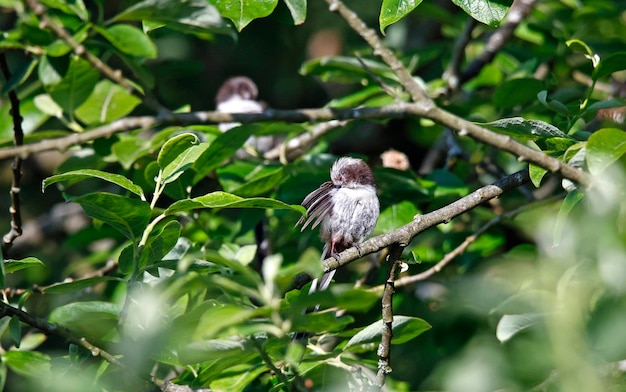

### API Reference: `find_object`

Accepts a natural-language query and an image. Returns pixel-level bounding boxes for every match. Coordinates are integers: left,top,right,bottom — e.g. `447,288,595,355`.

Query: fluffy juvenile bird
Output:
296,157,380,294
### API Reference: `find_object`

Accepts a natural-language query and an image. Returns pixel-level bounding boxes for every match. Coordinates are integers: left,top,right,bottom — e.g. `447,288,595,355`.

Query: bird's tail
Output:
293,246,336,341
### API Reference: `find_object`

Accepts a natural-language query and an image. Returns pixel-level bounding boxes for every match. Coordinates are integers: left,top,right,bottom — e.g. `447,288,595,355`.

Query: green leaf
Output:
165,191,304,215
209,363,267,391
1,58,38,95
115,0,232,37
345,315,431,349
193,126,256,180
75,80,142,124
43,169,145,198
566,39,595,58
8,317,21,348
47,56,100,116
159,135,209,184
586,128,626,175
376,201,419,234
194,305,257,339
111,136,151,170
41,276,121,294
158,133,199,169
300,56,398,84
496,313,544,343
40,0,88,20
283,0,306,24
594,52,626,80
379,0,423,34
496,313,543,343
179,339,256,365
481,117,569,140
217,163,285,197
553,190,584,246
493,78,544,109
95,24,157,58
566,39,599,67
139,220,181,270
585,99,626,113
3,257,44,273
48,301,120,340
450,0,512,27
46,24,90,57
68,192,151,241
537,90,570,116
33,94,63,118
529,163,548,188
212,0,278,31
3,351,50,378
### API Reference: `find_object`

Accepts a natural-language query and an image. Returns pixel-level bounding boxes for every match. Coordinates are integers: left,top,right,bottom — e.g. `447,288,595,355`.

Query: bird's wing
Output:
296,181,336,231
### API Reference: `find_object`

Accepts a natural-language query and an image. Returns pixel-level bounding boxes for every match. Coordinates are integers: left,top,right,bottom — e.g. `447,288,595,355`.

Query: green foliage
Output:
0,0,626,391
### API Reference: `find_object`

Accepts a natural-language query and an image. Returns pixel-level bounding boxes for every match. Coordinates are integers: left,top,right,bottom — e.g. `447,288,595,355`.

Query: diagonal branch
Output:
323,170,531,274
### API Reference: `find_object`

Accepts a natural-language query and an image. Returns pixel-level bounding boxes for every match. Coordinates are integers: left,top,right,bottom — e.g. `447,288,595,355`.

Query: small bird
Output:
215,76,280,157
296,157,380,295
215,76,263,132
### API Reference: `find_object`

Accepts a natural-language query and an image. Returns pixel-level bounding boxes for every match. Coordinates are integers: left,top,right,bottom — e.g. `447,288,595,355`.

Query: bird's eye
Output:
338,175,344,182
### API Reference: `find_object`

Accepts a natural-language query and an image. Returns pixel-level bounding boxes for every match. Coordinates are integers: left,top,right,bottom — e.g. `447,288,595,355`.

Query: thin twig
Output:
457,0,538,87
375,246,402,387
249,336,292,388
323,170,531,274
354,52,401,100
0,53,24,257
391,193,565,288
23,0,167,114
443,18,477,92
0,301,159,386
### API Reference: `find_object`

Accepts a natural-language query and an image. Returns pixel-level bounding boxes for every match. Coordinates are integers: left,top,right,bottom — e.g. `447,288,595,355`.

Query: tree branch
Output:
0,53,24,257
0,104,591,186
323,170,531,273
375,246,401,387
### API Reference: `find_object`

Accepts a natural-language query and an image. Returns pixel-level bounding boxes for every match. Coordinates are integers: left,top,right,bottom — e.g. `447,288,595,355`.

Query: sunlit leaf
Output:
586,128,626,175
496,313,543,343
283,0,306,24
115,0,233,37
47,56,100,116
75,80,142,124
165,191,304,215
481,117,569,140
345,315,431,349
67,192,151,241
3,257,44,273
43,169,145,198
42,276,122,294
212,0,278,31
95,24,157,58
379,0,423,34
451,0,512,27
